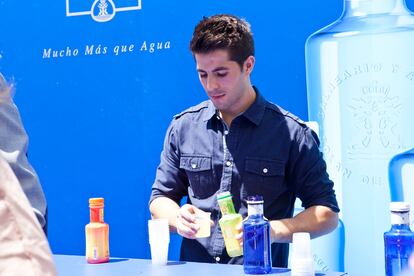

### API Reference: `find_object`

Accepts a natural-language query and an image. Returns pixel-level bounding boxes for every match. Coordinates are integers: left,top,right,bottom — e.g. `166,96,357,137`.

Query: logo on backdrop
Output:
42,0,171,59
66,0,141,22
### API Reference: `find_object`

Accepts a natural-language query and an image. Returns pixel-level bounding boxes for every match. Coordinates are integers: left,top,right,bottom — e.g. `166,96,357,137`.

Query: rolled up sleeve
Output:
149,120,188,206
289,127,340,213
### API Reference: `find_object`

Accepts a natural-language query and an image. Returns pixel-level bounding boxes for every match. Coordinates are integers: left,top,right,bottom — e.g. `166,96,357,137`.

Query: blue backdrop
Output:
1,0,413,268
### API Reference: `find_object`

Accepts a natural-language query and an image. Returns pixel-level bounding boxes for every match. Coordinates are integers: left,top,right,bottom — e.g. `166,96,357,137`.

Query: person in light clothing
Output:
0,73,47,232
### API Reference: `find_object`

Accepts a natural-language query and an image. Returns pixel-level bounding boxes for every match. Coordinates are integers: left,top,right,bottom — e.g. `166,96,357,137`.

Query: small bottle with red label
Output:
85,197,109,263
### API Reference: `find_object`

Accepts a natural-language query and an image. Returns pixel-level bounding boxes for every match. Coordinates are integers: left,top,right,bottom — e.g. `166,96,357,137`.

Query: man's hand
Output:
235,221,243,247
176,204,215,239
150,197,215,239
176,204,200,239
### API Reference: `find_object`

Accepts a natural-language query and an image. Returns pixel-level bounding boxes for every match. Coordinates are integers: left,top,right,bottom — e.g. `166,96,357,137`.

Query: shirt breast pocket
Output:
180,155,216,199
243,158,286,199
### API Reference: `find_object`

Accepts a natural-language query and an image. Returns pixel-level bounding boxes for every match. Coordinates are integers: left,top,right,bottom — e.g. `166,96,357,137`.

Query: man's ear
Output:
243,56,255,75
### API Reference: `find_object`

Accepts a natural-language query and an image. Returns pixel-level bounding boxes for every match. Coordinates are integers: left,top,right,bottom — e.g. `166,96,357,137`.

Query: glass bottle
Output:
243,195,271,274
305,1,414,275
384,202,414,276
85,197,110,263
217,191,243,257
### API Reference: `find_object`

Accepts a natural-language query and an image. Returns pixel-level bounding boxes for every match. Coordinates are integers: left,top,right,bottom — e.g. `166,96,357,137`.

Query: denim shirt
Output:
150,88,339,267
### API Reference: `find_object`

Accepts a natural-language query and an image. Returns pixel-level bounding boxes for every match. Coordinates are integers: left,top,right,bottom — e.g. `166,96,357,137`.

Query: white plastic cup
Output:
148,219,170,265
195,210,211,238
291,232,315,276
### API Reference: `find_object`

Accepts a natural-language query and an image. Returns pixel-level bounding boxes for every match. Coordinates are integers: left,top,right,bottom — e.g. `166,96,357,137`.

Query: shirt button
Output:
215,256,220,262
263,168,268,174
226,161,232,167
191,163,197,169
224,130,229,135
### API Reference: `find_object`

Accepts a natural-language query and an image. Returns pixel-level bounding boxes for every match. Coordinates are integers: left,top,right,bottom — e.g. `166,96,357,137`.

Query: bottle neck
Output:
90,206,104,223
218,197,236,216
248,203,264,216
391,210,410,226
342,0,408,17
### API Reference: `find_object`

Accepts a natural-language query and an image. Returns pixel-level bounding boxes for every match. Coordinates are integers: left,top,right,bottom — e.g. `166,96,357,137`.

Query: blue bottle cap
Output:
247,195,264,204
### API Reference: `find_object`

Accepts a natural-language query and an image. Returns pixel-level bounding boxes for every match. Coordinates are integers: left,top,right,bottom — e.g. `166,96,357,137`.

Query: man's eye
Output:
199,74,207,78
216,72,227,77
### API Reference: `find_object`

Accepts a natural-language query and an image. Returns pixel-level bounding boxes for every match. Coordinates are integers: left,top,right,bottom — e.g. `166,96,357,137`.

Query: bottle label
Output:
90,207,104,223
86,224,110,262
248,204,263,216
391,212,410,225
218,198,236,215
100,209,104,222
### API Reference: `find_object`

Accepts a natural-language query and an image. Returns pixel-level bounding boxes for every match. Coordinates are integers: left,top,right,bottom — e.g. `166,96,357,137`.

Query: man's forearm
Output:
149,197,181,232
269,205,338,243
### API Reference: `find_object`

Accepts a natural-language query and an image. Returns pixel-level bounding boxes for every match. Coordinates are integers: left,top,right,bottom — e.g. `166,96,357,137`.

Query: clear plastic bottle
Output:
85,197,110,263
243,195,272,274
217,191,243,257
384,202,414,276
306,1,414,274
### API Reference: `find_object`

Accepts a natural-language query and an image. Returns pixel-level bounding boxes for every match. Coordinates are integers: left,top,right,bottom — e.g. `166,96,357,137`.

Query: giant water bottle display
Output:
305,0,414,275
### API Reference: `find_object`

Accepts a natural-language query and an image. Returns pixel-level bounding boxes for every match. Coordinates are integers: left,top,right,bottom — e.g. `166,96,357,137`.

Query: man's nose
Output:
206,76,219,91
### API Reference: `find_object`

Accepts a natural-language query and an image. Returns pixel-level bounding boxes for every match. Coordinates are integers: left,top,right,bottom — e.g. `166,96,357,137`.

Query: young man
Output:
149,14,339,267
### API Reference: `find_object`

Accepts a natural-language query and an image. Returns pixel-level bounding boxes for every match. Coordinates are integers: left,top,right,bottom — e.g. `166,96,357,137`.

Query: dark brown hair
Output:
189,14,254,69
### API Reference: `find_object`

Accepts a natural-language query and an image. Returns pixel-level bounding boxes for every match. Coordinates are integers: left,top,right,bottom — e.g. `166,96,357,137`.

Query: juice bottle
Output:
217,191,243,257
85,197,110,263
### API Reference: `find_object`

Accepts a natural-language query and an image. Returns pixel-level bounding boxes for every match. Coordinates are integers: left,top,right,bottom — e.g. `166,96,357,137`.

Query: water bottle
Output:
306,1,414,274
384,202,414,276
243,195,271,274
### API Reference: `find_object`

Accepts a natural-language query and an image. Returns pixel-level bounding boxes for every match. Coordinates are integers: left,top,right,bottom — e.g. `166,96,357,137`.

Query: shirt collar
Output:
202,86,266,126
202,101,218,122
241,86,266,126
